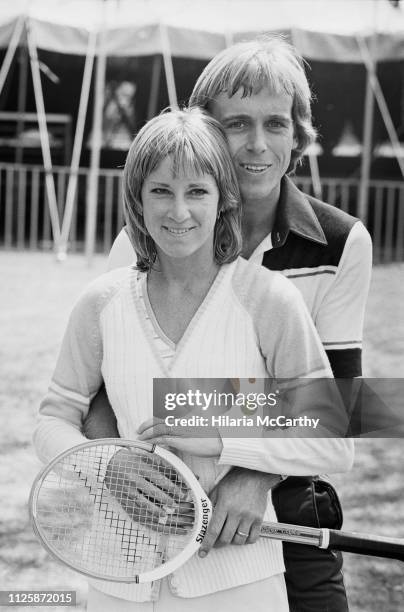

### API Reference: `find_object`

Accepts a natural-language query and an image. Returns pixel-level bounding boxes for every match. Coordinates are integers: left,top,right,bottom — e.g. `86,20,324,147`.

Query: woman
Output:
34,108,353,611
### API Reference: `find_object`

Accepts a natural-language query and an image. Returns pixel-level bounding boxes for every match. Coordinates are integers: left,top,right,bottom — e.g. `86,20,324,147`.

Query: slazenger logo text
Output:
196,498,211,543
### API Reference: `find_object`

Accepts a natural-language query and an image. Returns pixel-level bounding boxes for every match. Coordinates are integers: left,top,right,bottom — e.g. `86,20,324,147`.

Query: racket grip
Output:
328,529,404,562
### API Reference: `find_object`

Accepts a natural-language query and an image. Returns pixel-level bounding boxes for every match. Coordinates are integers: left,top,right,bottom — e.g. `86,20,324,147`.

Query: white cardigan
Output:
34,257,353,601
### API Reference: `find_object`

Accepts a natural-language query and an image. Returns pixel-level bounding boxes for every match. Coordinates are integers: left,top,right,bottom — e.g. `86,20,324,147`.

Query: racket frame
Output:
29,439,212,582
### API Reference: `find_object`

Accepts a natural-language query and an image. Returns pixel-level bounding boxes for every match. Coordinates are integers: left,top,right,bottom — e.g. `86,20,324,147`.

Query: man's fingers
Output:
233,522,252,545
210,486,218,507
216,515,240,547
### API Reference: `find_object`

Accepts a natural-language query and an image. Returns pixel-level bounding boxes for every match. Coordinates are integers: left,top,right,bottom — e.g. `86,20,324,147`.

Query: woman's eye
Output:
189,188,207,197
151,188,169,195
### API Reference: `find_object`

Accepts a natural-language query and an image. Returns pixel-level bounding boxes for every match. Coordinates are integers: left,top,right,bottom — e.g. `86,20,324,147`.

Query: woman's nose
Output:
168,195,191,223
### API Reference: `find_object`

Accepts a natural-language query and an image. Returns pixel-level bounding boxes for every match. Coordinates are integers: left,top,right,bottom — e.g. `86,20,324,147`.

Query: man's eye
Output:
226,120,246,130
267,120,285,129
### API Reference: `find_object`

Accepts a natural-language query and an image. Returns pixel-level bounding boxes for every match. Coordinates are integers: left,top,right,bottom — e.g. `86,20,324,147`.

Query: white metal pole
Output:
357,38,375,224
85,8,107,265
0,15,25,96
159,22,178,108
26,19,61,247
147,55,162,119
58,30,97,260
290,27,322,198
308,153,322,200
357,0,378,225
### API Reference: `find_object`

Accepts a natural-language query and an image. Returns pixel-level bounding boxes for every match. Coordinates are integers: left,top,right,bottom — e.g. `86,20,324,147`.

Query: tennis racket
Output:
29,439,404,583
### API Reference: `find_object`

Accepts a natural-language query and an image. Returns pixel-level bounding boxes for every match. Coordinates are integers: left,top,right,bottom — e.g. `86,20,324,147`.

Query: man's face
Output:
211,87,297,204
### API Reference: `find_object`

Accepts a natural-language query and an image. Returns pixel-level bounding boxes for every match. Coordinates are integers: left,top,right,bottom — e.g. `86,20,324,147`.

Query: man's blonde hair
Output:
190,36,316,173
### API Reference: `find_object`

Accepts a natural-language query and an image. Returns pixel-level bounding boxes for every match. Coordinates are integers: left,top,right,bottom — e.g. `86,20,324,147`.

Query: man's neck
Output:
241,189,280,259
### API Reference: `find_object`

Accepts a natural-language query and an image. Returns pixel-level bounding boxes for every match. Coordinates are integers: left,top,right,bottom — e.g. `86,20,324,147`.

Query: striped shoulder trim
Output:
49,381,91,406
284,265,337,279
323,340,362,350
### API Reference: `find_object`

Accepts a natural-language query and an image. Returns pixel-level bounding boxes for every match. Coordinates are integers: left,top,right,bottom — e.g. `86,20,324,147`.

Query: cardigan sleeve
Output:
220,264,354,475
33,279,106,463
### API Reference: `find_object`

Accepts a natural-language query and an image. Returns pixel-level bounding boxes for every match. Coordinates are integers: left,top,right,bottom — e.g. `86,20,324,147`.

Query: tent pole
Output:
85,9,107,265
59,30,97,260
26,19,61,247
290,27,322,198
308,153,322,199
15,45,28,164
357,36,404,178
147,55,161,119
159,22,178,108
0,15,24,97
357,37,376,225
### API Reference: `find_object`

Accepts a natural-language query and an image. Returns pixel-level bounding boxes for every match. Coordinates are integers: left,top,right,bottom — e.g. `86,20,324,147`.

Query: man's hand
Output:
199,467,283,557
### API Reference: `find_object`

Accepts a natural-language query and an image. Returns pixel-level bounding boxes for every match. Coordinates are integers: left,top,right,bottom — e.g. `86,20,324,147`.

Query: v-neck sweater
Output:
34,256,353,602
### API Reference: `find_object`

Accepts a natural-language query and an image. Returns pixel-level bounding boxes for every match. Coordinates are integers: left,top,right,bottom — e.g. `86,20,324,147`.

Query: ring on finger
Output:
236,529,249,538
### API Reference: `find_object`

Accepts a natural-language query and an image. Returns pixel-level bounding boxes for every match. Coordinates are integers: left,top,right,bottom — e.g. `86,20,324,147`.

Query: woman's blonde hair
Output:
190,36,316,173
123,107,242,271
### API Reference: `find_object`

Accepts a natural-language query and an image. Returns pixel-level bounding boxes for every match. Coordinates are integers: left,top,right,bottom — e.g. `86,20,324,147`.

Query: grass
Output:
0,252,403,611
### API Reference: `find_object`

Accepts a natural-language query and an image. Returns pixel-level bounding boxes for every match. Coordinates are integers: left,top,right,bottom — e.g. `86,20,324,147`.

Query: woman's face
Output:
141,156,220,262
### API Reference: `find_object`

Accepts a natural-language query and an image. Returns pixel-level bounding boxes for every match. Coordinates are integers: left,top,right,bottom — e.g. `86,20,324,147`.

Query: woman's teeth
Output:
166,228,192,234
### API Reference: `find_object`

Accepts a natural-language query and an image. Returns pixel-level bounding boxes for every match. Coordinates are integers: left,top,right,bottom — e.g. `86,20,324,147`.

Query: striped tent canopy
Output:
0,0,403,61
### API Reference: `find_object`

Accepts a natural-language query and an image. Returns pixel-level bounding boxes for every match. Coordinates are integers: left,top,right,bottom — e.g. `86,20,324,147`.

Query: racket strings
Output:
34,444,197,579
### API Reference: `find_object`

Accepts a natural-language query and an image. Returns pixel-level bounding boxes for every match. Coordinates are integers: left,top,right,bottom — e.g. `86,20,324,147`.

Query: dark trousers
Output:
272,477,349,612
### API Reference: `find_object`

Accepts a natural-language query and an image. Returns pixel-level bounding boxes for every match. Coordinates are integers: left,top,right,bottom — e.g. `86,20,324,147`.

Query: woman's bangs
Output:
169,136,217,180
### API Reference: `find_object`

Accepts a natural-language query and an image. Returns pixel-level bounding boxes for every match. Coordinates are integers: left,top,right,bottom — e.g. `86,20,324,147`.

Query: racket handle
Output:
327,529,404,562
260,522,322,547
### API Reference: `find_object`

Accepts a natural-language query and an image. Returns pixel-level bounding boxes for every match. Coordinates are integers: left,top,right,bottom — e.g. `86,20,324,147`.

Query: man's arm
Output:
318,221,372,377
83,385,119,439
107,228,136,271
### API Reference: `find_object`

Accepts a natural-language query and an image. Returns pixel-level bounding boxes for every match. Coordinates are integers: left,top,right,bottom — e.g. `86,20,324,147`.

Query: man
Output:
85,37,372,611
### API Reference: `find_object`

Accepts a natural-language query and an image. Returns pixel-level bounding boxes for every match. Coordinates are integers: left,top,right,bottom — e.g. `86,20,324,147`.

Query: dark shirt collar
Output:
271,176,327,248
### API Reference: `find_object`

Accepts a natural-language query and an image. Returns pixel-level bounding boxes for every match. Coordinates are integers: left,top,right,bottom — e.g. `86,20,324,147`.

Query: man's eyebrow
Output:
268,114,293,123
221,113,250,121
221,113,292,123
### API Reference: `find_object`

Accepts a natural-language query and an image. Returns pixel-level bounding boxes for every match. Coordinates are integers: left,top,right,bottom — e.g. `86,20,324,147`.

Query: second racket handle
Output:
327,529,404,561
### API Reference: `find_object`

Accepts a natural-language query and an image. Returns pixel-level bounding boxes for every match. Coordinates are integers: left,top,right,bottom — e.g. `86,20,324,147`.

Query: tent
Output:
0,0,403,258
1,0,404,61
